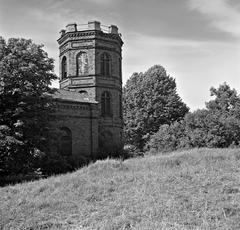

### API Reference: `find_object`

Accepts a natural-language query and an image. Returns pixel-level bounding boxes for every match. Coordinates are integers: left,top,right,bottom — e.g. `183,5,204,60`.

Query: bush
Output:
98,144,128,160
185,110,240,148
146,122,189,153
147,109,240,153
123,144,144,158
38,153,91,176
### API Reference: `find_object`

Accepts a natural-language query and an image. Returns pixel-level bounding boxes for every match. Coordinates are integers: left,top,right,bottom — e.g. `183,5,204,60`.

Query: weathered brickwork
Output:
53,100,99,158
53,21,123,159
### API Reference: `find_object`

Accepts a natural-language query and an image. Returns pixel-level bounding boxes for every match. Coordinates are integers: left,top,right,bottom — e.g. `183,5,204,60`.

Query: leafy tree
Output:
206,83,240,113
0,37,57,175
147,83,240,153
205,83,240,146
123,65,189,151
184,109,226,148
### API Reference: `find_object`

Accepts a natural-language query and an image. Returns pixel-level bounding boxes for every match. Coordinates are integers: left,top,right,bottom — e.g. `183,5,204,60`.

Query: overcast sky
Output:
1,0,240,110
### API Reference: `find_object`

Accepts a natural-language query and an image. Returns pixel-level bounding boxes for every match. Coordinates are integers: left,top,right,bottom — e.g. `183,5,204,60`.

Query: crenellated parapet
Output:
57,21,123,54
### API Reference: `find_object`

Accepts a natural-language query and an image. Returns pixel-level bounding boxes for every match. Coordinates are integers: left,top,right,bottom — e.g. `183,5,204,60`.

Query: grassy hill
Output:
1,148,240,230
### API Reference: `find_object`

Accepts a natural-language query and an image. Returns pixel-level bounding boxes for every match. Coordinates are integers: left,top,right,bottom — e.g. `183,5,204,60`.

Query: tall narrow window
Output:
119,94,122,118
101,91,111,117
59,127,72,156
76,52,88,76
100,53,110,76
62,56,67,79
119,58,122,77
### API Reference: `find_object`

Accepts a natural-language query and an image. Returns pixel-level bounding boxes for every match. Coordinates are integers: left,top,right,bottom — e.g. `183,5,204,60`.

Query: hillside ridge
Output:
1,148,240,230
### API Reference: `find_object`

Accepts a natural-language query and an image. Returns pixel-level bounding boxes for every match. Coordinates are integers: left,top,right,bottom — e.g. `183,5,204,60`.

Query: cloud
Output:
188,0,240,37
123,31,240,110
87,0,115,5
1,0,239,110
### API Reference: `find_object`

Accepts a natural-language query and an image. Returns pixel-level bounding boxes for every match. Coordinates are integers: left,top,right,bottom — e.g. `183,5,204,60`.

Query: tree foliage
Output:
0,37,57,175
146,121,188,153
123,65,189,151
147,83,240,153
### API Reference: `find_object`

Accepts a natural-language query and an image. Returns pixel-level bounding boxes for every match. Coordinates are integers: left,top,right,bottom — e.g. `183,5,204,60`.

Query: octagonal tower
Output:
57,21,124,153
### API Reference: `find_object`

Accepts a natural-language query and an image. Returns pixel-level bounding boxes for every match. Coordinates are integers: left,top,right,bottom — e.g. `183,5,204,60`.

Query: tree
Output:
147,83,240,153
204,83,240,146
206,83,240,113
0,37,57,175
123,65,189,151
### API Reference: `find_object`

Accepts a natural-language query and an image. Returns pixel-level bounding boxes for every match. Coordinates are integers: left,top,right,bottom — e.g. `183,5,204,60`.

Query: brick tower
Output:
57,21,124,153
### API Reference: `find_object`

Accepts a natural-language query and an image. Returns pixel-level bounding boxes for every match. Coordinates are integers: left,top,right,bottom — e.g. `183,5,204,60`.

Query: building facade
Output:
53,21,123,160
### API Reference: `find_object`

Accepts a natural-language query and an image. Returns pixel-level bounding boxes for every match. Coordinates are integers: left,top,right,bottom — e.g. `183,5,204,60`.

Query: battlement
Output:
59,21,120,38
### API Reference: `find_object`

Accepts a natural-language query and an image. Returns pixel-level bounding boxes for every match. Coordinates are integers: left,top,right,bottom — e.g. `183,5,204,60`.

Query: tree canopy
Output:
123,65,189,151
147,83,240,153
0,37,57,175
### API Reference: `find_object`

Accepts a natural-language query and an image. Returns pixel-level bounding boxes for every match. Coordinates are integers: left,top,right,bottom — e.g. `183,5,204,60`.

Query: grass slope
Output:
1,148,240,230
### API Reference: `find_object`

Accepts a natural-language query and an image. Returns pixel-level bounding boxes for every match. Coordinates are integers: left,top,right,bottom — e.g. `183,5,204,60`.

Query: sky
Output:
0,0,240,110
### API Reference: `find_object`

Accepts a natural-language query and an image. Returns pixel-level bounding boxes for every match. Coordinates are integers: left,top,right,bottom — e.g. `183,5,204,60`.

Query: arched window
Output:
62,56,67,80
100,53,110,76
101,91,111,117
59,127,72,156
76,52,88,76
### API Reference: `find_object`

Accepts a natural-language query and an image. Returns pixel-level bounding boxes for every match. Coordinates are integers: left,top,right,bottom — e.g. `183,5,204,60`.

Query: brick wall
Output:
54,101,99,158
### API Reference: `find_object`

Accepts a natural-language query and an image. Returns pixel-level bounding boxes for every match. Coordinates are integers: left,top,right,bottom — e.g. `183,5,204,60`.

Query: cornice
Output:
58,30,123,46
54,98,97,105
55,114,99,119
59,45,122,56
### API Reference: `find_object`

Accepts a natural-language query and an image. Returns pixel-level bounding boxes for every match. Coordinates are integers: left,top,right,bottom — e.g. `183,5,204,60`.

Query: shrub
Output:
146,121,189,153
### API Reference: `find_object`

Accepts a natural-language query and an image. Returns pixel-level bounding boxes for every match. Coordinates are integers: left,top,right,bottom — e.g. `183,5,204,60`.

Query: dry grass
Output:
1,148,240,229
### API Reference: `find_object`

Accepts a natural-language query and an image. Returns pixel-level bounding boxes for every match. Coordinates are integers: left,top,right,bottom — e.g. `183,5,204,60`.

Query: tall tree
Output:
123,65,189,151
0,37,57,175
